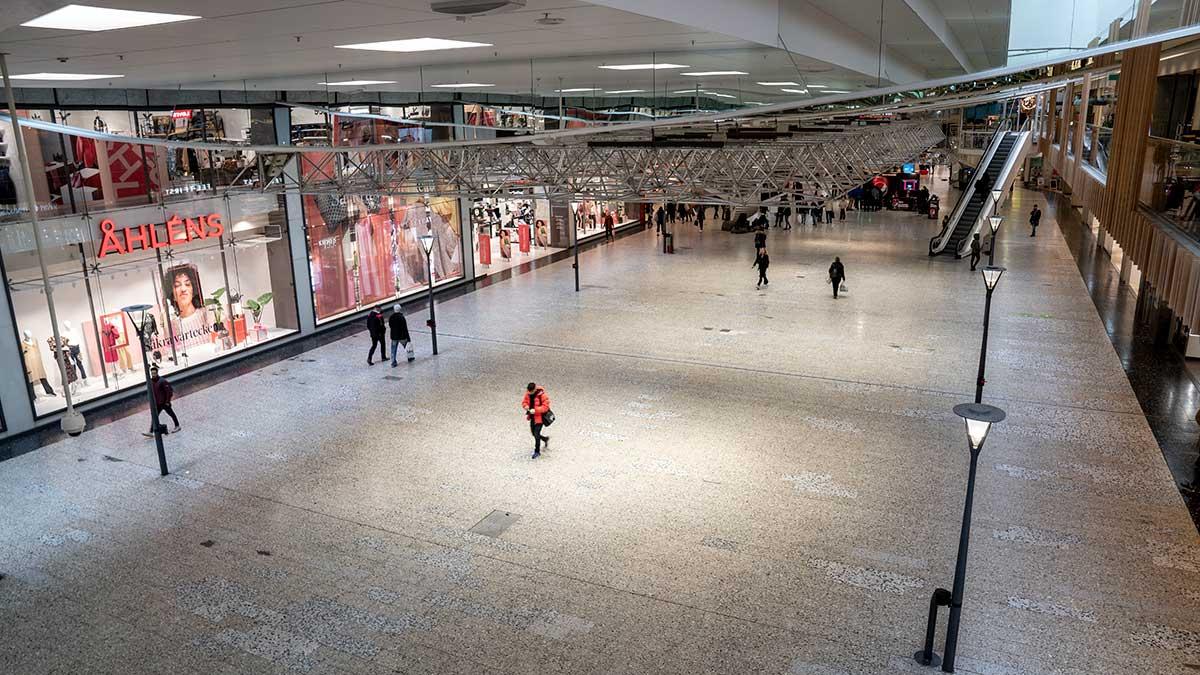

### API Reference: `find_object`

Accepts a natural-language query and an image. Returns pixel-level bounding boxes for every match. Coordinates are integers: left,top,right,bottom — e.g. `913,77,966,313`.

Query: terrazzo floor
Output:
2,185,1199,675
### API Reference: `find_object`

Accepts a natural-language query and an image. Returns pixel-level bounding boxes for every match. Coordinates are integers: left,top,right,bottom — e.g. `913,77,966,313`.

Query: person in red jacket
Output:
522,382,551,459
142,366,180,437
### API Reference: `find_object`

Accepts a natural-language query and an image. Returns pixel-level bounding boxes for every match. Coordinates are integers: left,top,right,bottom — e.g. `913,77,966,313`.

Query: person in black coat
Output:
1029,205,1042,236
655,206,665,235
753,249,770,288
388,304,412,366
753,230,767,253
829,257,846,299
366,305,386,365
969,233,982,271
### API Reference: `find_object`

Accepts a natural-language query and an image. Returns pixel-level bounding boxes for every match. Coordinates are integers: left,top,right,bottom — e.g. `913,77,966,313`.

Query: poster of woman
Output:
162,264,211,349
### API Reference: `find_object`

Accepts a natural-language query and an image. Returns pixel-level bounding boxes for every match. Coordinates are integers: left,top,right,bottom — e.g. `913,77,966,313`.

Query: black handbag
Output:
542,409,556,427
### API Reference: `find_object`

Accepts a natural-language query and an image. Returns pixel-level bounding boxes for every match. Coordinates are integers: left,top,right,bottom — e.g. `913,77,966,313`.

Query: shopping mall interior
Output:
1,2,1200,674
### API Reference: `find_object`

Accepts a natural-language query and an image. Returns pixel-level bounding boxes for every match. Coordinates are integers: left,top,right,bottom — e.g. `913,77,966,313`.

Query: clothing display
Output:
47,337,78,384
101,323,120,364
21,338,55,395
67,344,87,380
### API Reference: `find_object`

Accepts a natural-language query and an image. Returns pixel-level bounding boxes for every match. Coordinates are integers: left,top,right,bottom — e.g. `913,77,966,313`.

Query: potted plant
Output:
205,287,232,348
244,292,273,341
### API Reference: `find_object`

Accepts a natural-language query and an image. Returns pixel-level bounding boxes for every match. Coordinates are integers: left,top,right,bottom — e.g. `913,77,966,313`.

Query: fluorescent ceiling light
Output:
429,82,494,88
22,4,199,31
598,63,688,71
320,80,396,86
823,90,851,94
710,93,736,98
605,89,645,94
745,101,765,105
336,38,491,52
781,88,809,94
555,88,596,93
757,81,799,86
682,71,748,76
806,84,827,88
673,89,700,93
10,72,123,81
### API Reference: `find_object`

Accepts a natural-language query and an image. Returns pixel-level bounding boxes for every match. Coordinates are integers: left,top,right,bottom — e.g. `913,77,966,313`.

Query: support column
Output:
1073,74,1091,174
0,253,34,435
275,105,316,334
1120,252,1133,283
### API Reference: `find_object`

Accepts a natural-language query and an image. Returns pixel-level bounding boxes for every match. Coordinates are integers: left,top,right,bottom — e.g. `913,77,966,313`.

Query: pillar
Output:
274,105,316,334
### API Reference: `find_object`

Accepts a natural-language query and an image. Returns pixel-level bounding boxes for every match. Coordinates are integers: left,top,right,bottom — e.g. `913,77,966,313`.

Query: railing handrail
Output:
930,121,1009,255
954,126,1031,256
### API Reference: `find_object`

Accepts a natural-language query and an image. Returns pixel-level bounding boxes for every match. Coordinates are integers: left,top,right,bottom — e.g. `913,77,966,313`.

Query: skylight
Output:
336,38,492,52
598,63,688,71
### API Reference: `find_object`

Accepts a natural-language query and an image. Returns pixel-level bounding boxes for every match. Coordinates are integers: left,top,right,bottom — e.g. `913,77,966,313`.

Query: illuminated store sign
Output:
97,213,225,258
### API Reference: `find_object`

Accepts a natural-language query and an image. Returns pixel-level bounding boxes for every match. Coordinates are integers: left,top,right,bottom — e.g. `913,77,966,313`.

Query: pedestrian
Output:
824,199,835,224
753,248,770,288
388,304,413,367
367,305,386,365
828,256,846,299
838,197,847,221
522,382,552,459
1029,205,1042,236
722,204,731,221
603,210,614,241
667,202,676,223
782,204,792,230
655,206,665,235
969,233,982,271
754,229,766,253
811,204,822,227
774,206,786,229
696,205,705,231
142,366,180,437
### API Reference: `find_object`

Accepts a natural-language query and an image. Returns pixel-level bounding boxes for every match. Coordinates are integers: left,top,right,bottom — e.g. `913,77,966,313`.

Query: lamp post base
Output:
913,650,943,668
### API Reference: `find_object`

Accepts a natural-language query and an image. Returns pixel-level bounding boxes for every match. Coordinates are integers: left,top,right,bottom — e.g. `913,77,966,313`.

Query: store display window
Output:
469,194,560,276
302,182,464,323
3,191,299,416
571,199,637,243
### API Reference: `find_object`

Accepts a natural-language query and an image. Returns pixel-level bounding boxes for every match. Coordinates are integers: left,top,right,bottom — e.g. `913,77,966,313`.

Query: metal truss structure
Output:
267,120,944,205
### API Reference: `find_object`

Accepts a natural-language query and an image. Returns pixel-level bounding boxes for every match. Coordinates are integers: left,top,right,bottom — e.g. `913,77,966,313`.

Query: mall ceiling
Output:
0,0,1017,100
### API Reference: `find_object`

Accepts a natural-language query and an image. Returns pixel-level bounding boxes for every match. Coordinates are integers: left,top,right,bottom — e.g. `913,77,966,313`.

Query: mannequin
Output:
46,334,78,391
61,320,87,381
21,331,54,398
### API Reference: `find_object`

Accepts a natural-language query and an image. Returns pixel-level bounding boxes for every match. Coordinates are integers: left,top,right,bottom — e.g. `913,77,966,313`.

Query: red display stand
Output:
478,233,492,265
517,224,531,253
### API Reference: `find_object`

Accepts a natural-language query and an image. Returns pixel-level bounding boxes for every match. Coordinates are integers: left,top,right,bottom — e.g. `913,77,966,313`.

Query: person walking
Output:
969,233,982,271
666,202,676,224
142,366,180,437
696,205,705,231
829,257,846,299
1029,205,1042,236
782,203,792,230
754,229,767,253
603,210,615,242
655,206,665,235
522,382,552,459
774,205,786,229
753,248,770,288
366,305,386,365
824,199,835,225
388,304,413,366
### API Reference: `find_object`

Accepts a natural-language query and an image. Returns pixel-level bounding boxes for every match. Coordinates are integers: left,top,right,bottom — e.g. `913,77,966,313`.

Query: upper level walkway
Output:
1,181,1197,674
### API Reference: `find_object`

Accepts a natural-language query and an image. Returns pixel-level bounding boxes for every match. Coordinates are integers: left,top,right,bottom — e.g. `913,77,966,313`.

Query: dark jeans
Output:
825,211,833,224
152,403,179,432
839,209,846,220
530,420,548,451
758,269,768,286
832,278,842,298
969,251,981,270
368,334,386,362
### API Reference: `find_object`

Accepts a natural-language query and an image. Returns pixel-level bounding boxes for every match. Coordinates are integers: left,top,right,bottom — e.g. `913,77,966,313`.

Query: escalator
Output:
930,124,1030,257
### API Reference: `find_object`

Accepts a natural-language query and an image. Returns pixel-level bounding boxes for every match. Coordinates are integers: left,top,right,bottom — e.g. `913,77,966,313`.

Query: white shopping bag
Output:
839,282,848,294
405,341,415,362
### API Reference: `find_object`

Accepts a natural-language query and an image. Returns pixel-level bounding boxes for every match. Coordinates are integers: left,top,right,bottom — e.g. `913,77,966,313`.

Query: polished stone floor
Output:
2,185,1199,675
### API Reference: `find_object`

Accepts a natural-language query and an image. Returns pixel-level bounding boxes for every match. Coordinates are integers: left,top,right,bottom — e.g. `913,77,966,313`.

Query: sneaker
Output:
173,425,181,433
532,451,540,459
391,362,397,368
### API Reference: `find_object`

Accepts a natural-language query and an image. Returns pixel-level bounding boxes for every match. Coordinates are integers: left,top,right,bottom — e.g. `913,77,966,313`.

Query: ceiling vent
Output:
431,0,525,15
535,12,564,25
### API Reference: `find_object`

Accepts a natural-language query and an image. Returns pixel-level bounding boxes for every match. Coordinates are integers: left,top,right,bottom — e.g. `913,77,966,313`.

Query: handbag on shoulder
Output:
542,410,556,427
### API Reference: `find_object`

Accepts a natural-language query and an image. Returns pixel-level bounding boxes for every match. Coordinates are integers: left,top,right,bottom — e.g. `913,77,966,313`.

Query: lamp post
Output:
2,53,85,436
122,304,168,476
974,266,1005,404
939,401,1007,673
987,215,1001,266
418,210,438,355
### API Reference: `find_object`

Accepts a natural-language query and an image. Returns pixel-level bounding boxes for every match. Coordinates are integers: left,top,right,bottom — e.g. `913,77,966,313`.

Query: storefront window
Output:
3,191,299,416
303,184,464,323
470,194,559,276
571,199,637,243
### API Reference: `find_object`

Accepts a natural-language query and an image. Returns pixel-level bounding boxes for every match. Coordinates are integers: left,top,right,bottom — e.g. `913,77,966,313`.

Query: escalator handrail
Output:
930,122,1009,255
954,127,1031,257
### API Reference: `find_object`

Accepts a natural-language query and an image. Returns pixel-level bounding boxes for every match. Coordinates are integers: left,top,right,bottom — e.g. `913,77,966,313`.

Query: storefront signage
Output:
171,110,193,120
97,213,225,258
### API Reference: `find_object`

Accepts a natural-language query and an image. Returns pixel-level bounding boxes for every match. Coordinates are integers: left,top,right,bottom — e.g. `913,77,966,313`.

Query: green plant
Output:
244,292,274,325
205,287,226,330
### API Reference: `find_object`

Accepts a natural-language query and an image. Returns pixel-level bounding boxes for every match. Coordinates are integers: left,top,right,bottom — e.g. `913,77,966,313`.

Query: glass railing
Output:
1082,124,1112,173
1139,136,1200,237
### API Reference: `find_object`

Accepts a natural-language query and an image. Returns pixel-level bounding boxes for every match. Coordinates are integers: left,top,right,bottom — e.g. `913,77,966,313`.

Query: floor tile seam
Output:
419,329,1152,418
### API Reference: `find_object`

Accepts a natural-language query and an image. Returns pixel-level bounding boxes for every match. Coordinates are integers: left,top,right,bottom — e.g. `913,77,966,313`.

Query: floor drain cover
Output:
383,375,404,381
469,510,521,538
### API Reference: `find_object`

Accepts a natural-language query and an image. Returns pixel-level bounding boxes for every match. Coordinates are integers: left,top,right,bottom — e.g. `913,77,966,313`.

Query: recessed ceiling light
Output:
710,93,736,98
672,89,699,94
745,101,765,105
555,88,596,93
429,82,494,88
682,71,748,76
10,72,123,81
320,80,396,86
21,4,199,31
781,88,809,94
605,89,645,94
598,63,688,71
336,38,491,52
823,90,851,94
807,84,827,88
757,81,799,86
